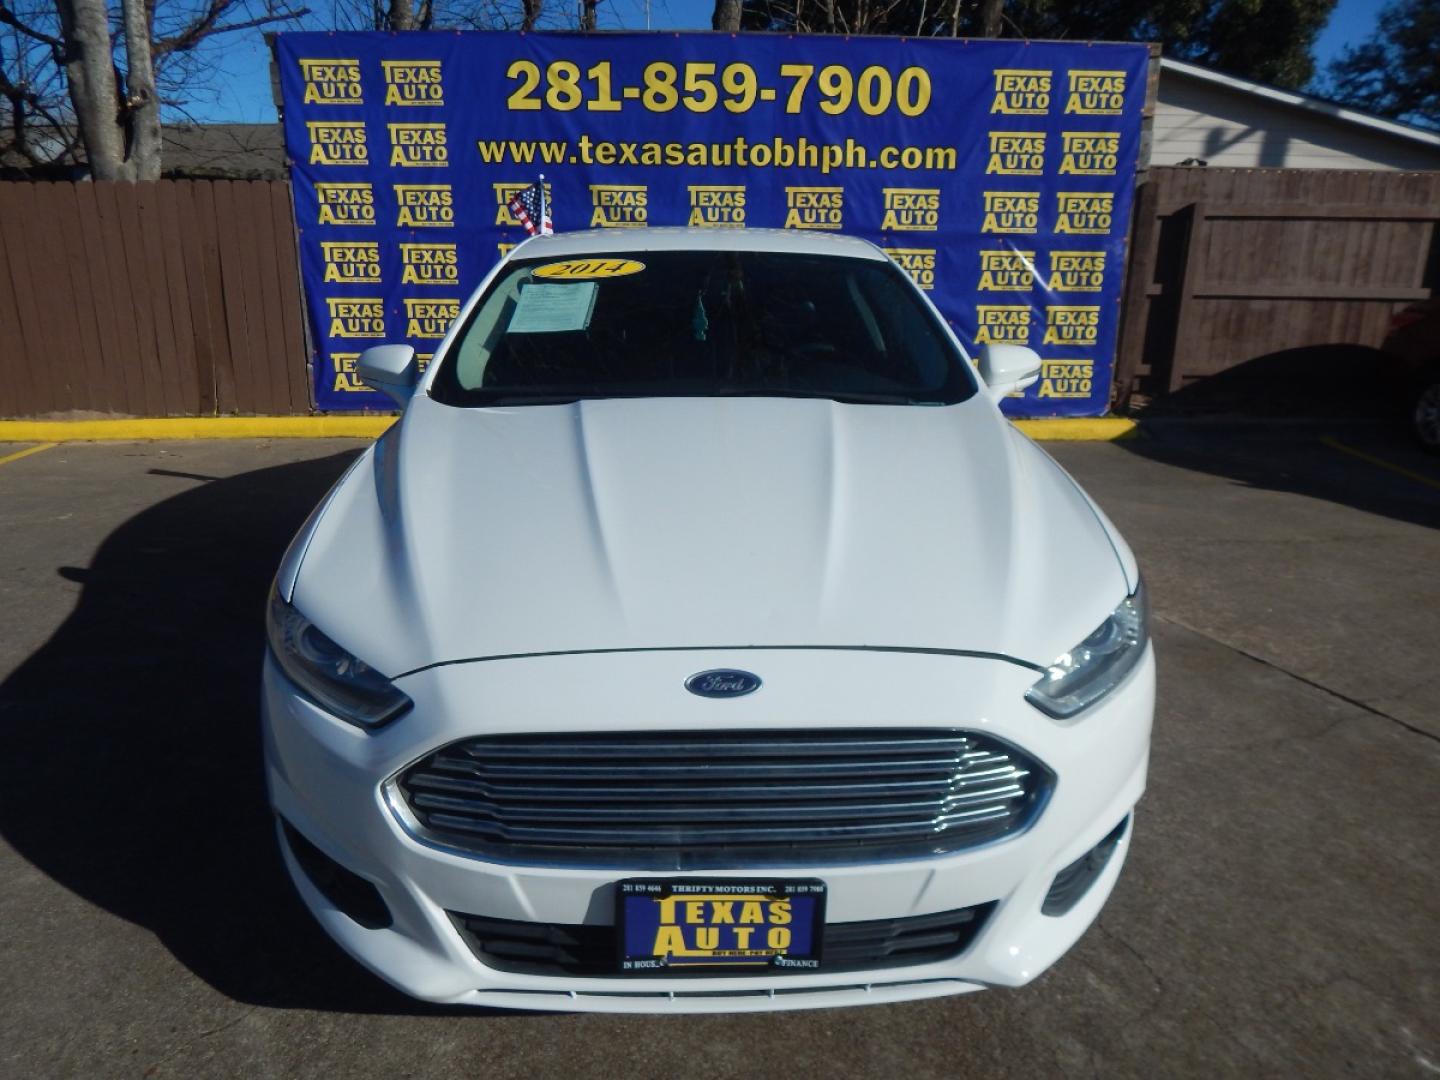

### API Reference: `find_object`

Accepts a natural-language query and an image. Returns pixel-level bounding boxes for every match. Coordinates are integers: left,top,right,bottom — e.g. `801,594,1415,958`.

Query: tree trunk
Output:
386,0,415,29
521,0,542,30
120,0,162,180
978,0,1002,36
712,0,742,30
53,0,128,179
580,0,598,30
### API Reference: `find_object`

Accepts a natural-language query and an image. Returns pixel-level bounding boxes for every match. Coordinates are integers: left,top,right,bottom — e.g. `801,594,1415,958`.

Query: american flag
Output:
506,180,552,236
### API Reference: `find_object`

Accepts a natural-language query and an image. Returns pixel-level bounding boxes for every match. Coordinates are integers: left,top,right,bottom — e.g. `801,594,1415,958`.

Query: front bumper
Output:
262,646,1154,1013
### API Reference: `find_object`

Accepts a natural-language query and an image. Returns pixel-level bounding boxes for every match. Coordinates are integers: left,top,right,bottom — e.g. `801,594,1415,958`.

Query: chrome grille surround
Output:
386,729,1053,870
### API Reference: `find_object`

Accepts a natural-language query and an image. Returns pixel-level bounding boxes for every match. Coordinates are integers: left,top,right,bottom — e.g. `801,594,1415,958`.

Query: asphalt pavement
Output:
0,422,1436,1078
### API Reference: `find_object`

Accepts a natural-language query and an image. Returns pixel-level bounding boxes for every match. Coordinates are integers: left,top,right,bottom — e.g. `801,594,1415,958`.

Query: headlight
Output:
266,587,412,729
1025,581,1148,720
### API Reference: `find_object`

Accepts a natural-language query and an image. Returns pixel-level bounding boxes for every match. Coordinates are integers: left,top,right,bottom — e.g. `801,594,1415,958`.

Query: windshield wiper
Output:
714,388,930,405
472,392,586,406
830,392,935,405
468,389,939,407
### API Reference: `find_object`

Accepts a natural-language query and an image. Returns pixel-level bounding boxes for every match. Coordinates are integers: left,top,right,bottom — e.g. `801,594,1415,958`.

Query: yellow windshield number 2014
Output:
532,258,646,280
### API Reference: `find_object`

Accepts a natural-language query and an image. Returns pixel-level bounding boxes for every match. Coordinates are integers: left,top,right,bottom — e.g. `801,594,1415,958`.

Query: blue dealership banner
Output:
275,32,1148,415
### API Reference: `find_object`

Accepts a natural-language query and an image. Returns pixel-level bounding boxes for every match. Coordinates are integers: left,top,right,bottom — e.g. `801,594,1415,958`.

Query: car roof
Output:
507,227,889,262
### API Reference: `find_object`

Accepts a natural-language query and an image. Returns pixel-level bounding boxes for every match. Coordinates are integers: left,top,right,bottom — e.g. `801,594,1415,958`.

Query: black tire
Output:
1414,378,1440,454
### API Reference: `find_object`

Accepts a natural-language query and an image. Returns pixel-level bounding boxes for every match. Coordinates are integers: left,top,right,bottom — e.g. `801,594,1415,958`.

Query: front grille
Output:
450,903,996,977
391,729,1051,869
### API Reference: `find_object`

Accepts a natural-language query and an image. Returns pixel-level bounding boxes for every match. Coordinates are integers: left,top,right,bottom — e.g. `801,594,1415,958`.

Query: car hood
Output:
291,393,1130,676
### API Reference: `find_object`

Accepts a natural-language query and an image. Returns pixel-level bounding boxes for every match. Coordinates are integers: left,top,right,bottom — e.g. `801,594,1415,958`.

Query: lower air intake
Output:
450,903,996,977
1042,815,1130,916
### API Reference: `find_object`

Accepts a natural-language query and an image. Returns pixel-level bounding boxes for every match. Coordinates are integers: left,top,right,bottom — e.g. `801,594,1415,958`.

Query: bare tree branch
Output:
154,4,308,56
150,0,224,55
0,0,64,48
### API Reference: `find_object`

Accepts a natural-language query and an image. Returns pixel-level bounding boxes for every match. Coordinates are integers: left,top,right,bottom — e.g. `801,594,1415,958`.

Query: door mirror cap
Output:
357,344,418,406
977,344,1042,401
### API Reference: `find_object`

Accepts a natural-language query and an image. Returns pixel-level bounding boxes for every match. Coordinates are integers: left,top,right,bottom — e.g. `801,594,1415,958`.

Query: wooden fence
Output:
1115,167,1440,406
0,180,309,418
3,171,1439,418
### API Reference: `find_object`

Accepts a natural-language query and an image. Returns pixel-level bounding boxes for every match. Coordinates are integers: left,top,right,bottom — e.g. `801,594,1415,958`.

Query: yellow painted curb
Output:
0,414,1138,443
0,416,398,442
1012,418,1139,441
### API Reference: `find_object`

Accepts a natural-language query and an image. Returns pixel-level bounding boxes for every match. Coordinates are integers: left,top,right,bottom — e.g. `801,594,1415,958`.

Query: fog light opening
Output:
281,818,393,930
1041,815,1130,917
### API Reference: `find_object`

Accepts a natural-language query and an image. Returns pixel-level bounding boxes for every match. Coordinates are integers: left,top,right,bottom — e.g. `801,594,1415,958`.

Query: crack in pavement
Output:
1146,533,1404,548
1212,711,1359,754
1094,919,1165,1003
1156,614,1440,747
141,1005,260,1077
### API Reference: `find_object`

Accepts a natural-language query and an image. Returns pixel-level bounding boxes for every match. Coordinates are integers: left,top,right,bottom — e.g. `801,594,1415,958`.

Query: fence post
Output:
1166,201,1208,394
1112,176,1161,410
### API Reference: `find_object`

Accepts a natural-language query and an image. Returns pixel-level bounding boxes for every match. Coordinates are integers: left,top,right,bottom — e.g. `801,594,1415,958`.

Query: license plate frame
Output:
615,879,827,975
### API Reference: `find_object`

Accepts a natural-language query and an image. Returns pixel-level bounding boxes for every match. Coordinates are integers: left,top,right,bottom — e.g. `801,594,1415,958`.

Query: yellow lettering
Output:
990,69,1053,115
784,188,844,231
588,186,649,228
651,925,686,956
330,352,365,392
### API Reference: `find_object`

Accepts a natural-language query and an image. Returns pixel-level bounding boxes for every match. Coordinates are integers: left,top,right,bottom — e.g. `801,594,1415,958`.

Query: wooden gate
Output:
0,180,310,418
1115,167,1440,406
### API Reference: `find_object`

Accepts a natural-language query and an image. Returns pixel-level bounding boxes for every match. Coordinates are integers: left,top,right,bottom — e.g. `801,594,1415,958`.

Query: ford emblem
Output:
685,669,762,698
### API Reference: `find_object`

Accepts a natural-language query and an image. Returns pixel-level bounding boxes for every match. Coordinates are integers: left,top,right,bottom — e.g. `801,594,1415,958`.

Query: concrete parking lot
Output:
1,423,1436,1078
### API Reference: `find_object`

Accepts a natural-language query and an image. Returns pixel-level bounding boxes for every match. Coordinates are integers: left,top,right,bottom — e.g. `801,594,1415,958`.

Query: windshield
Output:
430,249,977,407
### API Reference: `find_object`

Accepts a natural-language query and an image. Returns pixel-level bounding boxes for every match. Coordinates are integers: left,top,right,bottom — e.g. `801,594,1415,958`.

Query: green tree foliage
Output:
1322,0,1438,129
735,0,1336,89
1013,0,1336,88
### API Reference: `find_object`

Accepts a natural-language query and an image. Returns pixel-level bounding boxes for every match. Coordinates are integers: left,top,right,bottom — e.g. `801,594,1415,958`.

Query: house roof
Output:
1,122,287,179
1161,58,1440,152
160,123,286,179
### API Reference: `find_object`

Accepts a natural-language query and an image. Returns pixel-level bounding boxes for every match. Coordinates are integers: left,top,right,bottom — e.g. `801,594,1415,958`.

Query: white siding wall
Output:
1153,73,1440,171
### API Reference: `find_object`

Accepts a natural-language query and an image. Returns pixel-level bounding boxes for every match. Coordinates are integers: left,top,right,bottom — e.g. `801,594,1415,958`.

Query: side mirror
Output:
977,344,1042,401
358,344,418,406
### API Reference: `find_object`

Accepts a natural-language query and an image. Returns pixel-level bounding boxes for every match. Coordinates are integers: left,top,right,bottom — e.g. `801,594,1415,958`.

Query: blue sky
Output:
182,0,1385,124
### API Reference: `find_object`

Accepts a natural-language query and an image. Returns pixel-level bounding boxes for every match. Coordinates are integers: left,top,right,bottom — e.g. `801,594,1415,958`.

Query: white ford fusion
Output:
262,228,1154,1013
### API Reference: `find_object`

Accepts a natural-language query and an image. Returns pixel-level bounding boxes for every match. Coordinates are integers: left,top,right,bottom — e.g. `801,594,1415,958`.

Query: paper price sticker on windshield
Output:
507,281,599,334
533,258,646,280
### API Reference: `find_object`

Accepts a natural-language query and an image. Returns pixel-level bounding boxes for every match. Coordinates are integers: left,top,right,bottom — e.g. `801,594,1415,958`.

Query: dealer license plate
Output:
617,880,827,974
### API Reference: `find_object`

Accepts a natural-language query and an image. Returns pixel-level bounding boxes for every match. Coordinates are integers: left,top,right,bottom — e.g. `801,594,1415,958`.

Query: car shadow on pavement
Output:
1115,346,1440,531
1116,420,1440,532
0,451,490,1014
